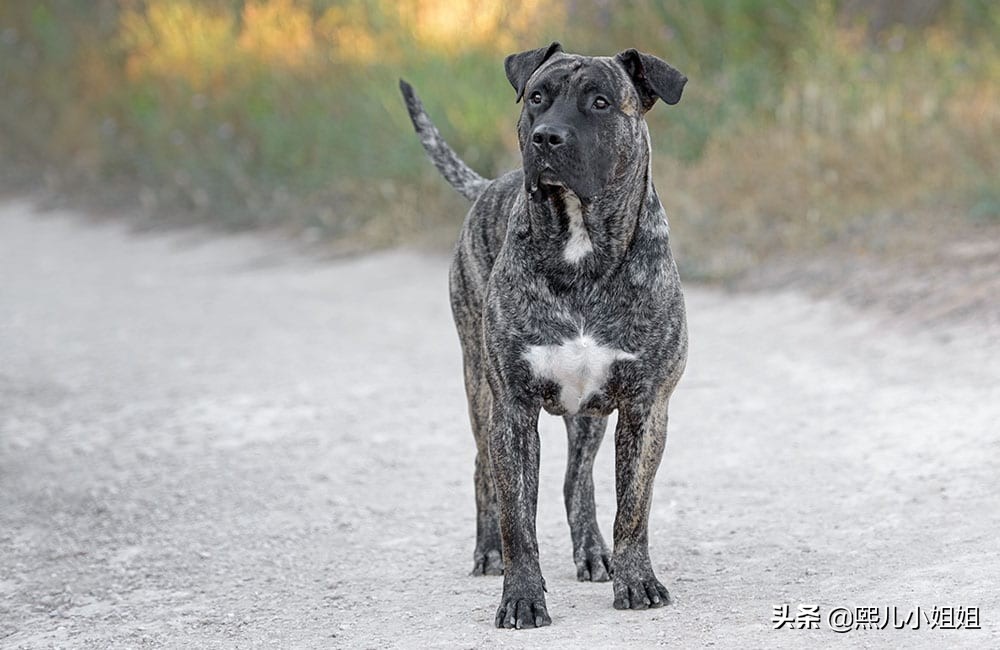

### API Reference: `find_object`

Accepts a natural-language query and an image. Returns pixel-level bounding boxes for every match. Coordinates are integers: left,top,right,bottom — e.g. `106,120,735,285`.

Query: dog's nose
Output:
531,124,570,150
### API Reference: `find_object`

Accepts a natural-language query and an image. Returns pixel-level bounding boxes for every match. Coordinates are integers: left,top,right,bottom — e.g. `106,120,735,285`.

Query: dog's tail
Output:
399,79,490,202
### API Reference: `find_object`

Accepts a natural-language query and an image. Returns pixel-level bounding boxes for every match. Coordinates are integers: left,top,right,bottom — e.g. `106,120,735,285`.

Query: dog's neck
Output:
520,154,655,279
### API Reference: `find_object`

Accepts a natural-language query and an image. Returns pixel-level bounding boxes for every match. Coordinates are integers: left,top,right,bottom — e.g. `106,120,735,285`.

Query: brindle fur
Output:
400,42,688,629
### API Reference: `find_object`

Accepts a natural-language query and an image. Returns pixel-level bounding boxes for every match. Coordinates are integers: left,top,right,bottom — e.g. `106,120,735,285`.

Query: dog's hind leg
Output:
462,354,503,576
563,415,612,581
458,345,503,579
449,242,503,576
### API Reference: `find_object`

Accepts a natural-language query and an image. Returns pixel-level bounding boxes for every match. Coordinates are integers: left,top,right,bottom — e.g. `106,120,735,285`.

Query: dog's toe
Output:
495,596,550,629
574,539,613,582
613,575,671,610
576,552,612,582
472,549,504,576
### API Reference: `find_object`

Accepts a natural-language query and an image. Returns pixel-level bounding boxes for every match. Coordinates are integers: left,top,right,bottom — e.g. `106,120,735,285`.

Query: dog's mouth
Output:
525,156,605,202
538,168,566,189
526,165,568,196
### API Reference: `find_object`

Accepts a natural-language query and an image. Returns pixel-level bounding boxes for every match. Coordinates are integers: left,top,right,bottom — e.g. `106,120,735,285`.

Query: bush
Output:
0,1,997,267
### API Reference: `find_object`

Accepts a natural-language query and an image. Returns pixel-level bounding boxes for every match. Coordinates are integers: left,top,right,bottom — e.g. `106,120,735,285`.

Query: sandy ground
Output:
1,199,997,649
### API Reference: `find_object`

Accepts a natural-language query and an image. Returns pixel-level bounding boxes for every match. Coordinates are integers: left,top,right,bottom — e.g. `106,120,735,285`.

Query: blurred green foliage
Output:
0,0,997,258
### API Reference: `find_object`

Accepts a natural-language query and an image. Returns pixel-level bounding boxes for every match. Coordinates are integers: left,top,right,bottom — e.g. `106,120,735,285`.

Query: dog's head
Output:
505,43,686,203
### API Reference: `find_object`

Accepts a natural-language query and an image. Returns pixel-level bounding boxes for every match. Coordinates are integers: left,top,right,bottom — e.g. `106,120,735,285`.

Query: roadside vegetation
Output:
1,1,997,279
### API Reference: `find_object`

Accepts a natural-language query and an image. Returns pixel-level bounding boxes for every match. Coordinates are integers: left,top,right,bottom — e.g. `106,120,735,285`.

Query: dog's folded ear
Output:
615,49,687,111
504,42,563,103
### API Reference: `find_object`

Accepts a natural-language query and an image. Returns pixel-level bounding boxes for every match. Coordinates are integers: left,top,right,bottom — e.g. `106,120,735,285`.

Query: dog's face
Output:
505,43,687,202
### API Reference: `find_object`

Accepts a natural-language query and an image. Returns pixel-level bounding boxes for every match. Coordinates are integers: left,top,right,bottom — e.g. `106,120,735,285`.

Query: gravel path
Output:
1,200,997,648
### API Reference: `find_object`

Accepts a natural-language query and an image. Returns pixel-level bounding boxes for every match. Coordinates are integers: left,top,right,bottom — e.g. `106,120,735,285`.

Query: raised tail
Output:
399,79,490,202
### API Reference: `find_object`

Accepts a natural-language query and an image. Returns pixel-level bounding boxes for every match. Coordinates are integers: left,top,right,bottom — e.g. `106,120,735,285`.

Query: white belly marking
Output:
523,335,635,414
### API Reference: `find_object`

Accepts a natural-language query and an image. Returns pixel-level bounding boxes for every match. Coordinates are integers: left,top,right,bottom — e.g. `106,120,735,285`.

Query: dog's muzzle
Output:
524,123,577,195
531,124,571,151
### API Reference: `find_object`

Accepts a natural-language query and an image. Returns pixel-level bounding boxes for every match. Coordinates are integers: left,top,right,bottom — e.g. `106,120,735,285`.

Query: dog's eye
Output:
593,97,609,110
529,91,543,105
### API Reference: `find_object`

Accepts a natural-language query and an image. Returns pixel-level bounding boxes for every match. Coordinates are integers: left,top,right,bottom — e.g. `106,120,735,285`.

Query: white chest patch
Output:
562,192,593,263
523,335,635,415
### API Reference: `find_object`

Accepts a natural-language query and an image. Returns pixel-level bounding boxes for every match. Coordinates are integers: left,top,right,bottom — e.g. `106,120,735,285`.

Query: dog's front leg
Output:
611,390,672,610
489,398,550,629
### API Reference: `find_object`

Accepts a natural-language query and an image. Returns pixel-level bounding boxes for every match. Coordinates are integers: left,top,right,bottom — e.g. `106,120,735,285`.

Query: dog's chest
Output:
523,334,634,415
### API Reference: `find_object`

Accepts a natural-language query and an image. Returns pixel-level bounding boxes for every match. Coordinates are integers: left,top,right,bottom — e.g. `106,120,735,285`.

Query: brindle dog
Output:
400,42,688,629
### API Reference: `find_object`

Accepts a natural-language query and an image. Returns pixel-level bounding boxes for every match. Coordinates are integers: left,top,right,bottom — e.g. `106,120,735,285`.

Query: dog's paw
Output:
573,544,612,582
495,584,551,629
612,574,671,610
471,548,504,576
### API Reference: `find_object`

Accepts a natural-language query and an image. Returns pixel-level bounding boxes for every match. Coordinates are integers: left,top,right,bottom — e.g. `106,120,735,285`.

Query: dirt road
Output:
1,200,997,648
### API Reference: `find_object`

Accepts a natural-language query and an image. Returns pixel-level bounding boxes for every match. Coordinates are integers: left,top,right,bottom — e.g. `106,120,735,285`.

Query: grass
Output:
0,1,997,277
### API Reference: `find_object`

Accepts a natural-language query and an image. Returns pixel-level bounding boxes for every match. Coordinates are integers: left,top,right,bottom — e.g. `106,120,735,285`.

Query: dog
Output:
400,42,688,629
